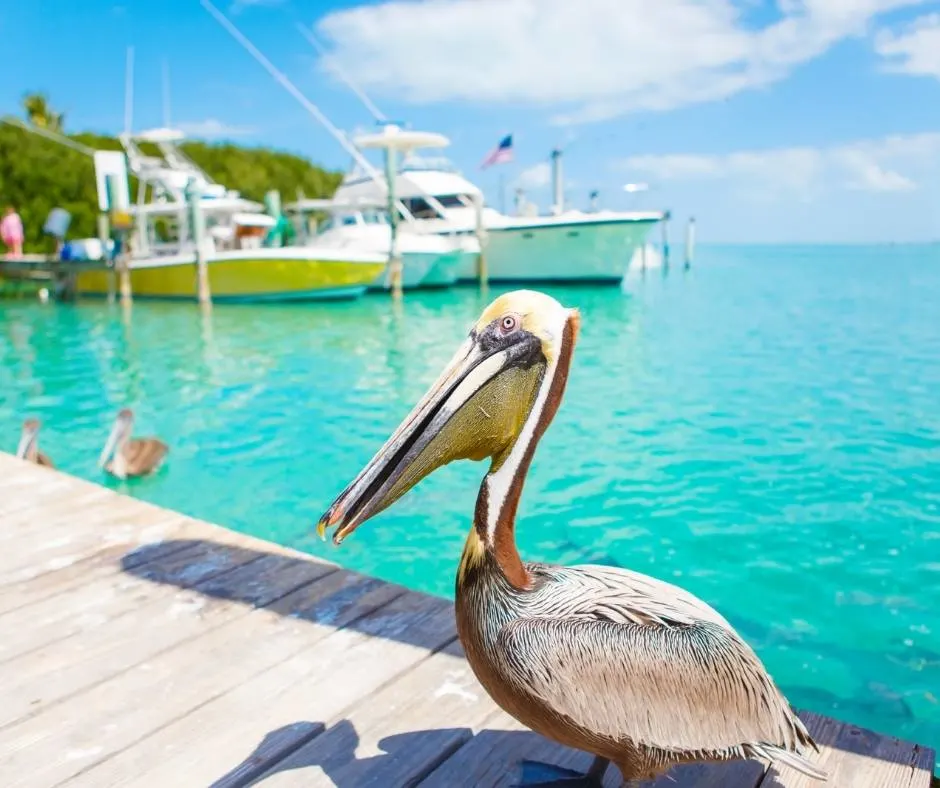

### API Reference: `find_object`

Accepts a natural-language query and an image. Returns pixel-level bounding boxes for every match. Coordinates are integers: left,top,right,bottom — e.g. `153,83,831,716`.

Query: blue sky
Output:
2,0,940,242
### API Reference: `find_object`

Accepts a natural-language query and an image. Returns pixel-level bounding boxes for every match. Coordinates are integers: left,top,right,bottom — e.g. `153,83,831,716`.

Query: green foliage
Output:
0,124,343,253
22,93,65,132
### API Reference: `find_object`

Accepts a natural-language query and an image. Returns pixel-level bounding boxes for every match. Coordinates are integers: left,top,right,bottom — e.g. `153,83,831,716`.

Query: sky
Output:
2,0,940,242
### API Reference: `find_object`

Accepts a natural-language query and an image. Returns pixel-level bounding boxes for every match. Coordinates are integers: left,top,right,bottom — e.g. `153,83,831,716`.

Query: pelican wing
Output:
498,566,819,768
124,438,168,475
499,617,803,754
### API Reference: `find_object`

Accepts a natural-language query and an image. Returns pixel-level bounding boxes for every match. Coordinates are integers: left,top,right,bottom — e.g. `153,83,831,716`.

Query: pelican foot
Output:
511,760,605,787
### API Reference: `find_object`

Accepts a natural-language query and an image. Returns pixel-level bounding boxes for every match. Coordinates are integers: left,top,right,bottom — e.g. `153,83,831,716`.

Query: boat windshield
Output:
436,194,474,209
400,194,473,219
400,197,440,219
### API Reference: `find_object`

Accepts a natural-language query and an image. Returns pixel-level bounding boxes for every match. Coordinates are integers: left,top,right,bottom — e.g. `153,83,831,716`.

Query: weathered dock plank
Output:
762,712,935,788
0,453,934,788
0,539,191,616
70,593,456,787
0,563,357,786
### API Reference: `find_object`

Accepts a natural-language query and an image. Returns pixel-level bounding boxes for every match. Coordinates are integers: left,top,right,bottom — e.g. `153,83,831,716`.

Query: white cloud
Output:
622,132,940,194
875,13,940,77
316,0,928,124
177,119,254,139
515,162,551,189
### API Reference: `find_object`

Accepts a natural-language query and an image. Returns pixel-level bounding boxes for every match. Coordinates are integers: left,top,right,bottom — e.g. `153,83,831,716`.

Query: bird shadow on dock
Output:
209,714,898,788
211,719,616,788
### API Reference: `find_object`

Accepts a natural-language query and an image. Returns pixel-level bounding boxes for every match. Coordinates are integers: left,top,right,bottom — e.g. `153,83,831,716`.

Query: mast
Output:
162,59,172,127
124,46,135,136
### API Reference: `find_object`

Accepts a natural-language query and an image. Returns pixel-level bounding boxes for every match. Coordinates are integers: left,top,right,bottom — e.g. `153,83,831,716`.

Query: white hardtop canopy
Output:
353,124,449,154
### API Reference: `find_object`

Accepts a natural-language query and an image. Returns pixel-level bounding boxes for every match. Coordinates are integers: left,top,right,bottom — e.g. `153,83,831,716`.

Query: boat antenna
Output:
0,117,97,157
199,0,385,187
295,24,387,123
124,45,135,136
162,58,172,127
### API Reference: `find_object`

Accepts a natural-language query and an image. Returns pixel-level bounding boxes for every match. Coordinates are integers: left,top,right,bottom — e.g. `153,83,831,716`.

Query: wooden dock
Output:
0,452,934,787
0,255,110,299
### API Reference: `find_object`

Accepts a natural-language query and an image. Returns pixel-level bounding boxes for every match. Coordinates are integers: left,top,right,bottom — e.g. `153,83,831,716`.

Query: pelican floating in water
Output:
98,408,168,480
318,290,827,786
16,418,54,468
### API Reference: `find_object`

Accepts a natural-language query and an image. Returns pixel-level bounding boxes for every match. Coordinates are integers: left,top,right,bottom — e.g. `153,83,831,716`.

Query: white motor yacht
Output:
334,136,664,284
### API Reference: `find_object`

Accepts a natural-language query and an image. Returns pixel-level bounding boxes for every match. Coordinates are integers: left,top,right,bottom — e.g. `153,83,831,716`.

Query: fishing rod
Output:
295,24,387,124
1,116,97,157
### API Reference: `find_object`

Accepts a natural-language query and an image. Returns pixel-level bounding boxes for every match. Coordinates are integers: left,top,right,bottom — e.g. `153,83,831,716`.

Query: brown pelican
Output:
15,418,54,468
317,290,827,786
98,408,168,480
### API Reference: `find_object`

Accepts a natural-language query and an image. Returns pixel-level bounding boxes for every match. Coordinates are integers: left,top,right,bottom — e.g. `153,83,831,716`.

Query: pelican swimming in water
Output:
98,408,168,480
318,290,827,787
16,418,54,468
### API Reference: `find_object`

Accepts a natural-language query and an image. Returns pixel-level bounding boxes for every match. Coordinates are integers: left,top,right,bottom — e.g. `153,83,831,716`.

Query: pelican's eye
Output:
500,314,520,335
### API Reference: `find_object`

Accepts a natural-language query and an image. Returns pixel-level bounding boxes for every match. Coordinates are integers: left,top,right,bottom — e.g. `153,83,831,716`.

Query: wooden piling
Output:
383,147,403,299
661,214,670,270
97,214,115,303
104,174,133,305
474,195,488,289
117,249,132,304
684,216,696,270
186,179,212,305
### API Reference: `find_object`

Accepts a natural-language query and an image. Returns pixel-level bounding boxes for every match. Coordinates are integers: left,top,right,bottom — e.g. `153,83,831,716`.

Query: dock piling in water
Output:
685,216,696,270
383,145,404,300
661,213,670,270
185,179,212,305
474,194,488,289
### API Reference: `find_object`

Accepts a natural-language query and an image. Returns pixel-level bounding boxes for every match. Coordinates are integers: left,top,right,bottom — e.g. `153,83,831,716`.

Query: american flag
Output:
480,134,513,169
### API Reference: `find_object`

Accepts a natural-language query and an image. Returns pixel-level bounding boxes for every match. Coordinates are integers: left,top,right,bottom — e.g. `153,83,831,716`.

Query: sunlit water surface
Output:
2,244,938,756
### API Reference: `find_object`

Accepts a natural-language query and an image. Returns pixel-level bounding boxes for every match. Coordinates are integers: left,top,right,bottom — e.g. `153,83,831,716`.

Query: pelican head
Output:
318,290,580,545
16,418,41,460
99,408,134,467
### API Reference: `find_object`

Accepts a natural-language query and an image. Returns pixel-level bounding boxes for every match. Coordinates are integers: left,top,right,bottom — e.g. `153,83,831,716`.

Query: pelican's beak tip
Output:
316,502,347,545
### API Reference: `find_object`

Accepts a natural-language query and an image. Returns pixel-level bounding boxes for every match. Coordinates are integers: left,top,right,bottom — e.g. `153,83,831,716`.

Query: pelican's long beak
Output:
98,420,123,467
317,325,548,545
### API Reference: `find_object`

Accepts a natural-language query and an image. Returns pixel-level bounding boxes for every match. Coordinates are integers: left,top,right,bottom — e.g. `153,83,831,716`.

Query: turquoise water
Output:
2,244,939,760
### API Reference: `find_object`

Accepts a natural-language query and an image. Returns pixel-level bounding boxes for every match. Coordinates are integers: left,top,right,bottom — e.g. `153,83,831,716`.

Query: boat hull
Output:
367,252,436,290
456,217,660,283
420,249,463,287
75,250,386,303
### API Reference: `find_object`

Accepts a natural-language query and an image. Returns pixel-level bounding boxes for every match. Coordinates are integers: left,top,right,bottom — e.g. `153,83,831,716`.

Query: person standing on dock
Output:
1,205,24,258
